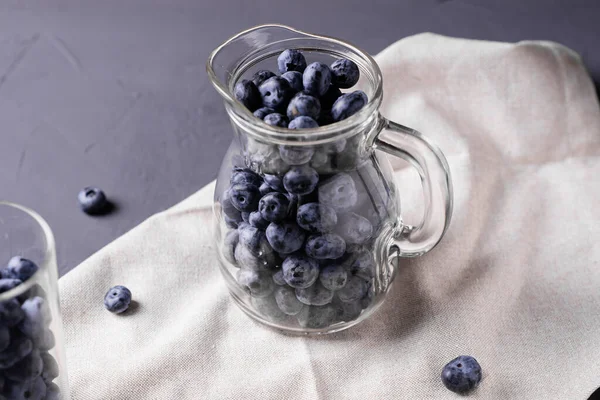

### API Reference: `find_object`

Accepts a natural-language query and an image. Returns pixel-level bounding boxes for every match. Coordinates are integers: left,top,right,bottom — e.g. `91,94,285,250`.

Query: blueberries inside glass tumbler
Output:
233,49,368,128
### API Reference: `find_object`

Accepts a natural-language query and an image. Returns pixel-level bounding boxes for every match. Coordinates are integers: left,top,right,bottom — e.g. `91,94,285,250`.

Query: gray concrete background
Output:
0,0,598,275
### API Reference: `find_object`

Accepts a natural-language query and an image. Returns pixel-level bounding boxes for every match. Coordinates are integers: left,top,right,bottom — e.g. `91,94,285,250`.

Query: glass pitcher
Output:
207,24,453,334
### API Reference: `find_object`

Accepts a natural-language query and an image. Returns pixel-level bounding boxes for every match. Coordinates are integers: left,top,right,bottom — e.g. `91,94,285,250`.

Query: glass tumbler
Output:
0,202,68,399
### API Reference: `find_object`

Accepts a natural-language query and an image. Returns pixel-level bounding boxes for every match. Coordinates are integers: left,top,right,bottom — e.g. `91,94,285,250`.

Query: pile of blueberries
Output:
221,166,379,329
0,257,60,399
234,49,367,129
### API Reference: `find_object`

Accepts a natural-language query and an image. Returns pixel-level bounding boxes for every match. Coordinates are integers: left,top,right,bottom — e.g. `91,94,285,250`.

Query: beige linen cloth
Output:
59,34,600,399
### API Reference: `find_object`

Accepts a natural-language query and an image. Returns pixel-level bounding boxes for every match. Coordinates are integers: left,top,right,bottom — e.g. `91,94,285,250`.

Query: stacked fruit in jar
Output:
219,49,395,329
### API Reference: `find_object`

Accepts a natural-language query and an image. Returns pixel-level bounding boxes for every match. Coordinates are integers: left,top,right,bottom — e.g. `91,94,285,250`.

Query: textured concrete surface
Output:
0,0,598,275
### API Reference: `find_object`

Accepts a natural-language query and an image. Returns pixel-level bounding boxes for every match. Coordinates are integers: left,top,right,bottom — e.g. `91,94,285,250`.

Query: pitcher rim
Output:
206,24,383,144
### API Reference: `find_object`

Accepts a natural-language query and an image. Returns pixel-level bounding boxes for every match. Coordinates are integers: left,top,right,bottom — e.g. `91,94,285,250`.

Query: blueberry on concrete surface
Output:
337,276,368,303
253,107,276,120
248,211,270,230
264,113,289,128
330,58,360,89
319,264,348,291
4,349,43,382
305,234,346,260
40,351,59,383
331,90,368,121
237,269,274,298
296,203,337,233
259,76,294,111
265,222,306,254
229,183,261,212
336,212,373,245
259,193,290,223
279,145,315,165
287,92,321,121
234,79,261,111
5,376,47,400
288,116,319,130
274,286,305,315
282,255,319,289
6,257,38,282
277,49,307,73
283,165,319,195
104,285,132,314
272,270,287,286
251,69,276,87
441,355,482,394
303,62,332,97
223,230,239,264
78,187,108,215
295,282,334,306
318,173,358,213
281,71,304,92
297,305,338,329
0,336,32,368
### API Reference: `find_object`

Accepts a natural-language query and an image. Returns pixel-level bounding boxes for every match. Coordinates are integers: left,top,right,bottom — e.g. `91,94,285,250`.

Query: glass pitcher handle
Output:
373,114,453,258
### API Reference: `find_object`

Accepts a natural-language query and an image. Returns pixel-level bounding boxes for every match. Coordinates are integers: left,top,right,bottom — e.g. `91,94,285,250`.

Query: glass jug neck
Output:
207,24,383,146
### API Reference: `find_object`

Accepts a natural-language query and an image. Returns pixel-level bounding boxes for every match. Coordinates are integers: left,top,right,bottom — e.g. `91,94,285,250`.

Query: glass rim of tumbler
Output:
207,24,384,146
0,201,56,302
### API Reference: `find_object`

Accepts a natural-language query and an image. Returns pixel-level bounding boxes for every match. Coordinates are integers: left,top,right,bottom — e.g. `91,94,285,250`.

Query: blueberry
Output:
303,62,332,97
251,69,276,87
282,255,319,289
221,189,243,219
251,295,287,322
0,336,32,369
234,79,261,111
261,154,290,175
277,49,307,73
330,58,360,89
262,174,284,192
224,214,242,229
5,376,47,400
46,382,61,400
0,299,25,327
259,182,274,196
287,93,321,121
253,107,276,120
283,165,319,195
265,222,306,254
103,286,132,314
222,230,238,264
236,269,274,298
278,145,315,166
319,85,342,110
258,193,290,223
287,115,319,130
0,279,23,293
0,327,9,352
33,328,55,351
241,212,251,223
318,173,358,213
4,348,43,382
296,282,334,306
259,76,294,111
319,264,348,291
336,213,373,245
40,351,59,383
331,90,368,121
78,187,108,214
248,211,270,230
337,276,367,303
230,168,262,187
19,297,51,338
6,257,38,282
281,71,304,92
441,356,482,394
296,203,337,233
263,113,289,128
272,270,287,286
229,184,261,212
305,234,346,260
346,250,375,281
297,305,337,329
309,149,330,171
237,224,274,257
333,298,363,322
274,286,305,315
234,244,275,271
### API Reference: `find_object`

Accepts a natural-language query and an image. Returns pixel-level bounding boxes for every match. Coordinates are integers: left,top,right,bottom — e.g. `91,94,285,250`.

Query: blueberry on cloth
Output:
104,285,132,314
441,355,482,394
